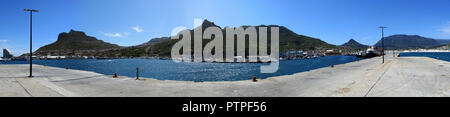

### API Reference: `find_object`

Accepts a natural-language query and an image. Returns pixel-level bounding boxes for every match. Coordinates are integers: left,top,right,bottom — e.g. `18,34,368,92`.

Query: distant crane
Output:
25,9,39,78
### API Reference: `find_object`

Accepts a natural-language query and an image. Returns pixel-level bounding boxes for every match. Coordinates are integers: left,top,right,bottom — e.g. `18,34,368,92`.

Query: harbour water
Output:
399,52,450,62
1,56,362,81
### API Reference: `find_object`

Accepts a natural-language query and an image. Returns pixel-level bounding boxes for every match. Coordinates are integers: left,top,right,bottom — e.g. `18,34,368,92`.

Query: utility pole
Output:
25,9,39,78
378,26,387,64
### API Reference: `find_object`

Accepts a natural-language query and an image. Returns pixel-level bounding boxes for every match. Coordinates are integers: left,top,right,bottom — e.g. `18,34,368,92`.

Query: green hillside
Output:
35,29,120,56
148,20,337,57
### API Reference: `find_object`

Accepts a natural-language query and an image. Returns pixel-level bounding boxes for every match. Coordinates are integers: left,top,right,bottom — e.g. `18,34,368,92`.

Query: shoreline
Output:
400,49,450,52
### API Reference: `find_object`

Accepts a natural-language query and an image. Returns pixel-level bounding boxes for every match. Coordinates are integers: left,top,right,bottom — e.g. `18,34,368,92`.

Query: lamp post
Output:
25,9,39,78
378,26,387,64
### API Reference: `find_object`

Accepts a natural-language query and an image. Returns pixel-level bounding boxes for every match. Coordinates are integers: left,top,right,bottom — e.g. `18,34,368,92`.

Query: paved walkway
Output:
0,55,448,97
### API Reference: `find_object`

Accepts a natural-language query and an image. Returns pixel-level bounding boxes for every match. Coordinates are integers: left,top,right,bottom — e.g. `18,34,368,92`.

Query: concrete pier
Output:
0,55,449,97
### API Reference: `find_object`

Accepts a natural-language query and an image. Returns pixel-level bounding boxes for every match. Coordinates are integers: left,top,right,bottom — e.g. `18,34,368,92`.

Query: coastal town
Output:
0,47,400,61
2,46,449,63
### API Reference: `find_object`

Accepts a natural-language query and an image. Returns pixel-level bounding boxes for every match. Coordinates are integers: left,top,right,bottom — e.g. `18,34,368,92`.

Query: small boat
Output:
357,46,380,58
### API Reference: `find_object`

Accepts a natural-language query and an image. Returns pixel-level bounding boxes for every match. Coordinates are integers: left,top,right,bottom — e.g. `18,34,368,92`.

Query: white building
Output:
41,55,66,60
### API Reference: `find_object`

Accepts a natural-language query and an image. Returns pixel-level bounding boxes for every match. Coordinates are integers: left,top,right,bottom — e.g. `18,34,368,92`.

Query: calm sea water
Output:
1,56,362,82
399,52,450,62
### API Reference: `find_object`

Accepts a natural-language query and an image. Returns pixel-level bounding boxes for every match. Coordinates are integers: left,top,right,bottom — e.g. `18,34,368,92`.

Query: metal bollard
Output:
252,76,257,82
136,67,139,80
113,73,118,78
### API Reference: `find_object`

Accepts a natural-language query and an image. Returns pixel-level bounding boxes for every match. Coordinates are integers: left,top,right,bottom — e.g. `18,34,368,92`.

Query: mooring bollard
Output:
331,64,334,68
252,76,257,82
136,67,139,80
113,73,118,78
66,66,69,69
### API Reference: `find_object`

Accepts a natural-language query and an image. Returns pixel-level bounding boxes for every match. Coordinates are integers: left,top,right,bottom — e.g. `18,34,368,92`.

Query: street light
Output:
24,9,39,78
378,26,387,64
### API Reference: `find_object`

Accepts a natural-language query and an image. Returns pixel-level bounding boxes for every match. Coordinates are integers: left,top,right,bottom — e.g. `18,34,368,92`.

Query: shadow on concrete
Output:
0,76,49,79
49,75,106,82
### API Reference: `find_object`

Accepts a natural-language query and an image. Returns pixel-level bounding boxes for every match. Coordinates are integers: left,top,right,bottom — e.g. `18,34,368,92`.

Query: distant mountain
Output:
35,29,121,56
96,37,171,57
136,37,170,47
432,43,450,50
340,39,369,49
148,19,337,57
435,39,450,45
374,35,441,49
275,24,337,51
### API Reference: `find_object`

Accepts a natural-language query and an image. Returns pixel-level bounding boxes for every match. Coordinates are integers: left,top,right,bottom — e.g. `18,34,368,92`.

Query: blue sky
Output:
1,0,450,56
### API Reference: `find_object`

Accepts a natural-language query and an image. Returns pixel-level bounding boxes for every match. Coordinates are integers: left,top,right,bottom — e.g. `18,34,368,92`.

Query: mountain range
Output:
34,20,450,57
435,39,450,45
36,20,337,57
374,34,450,49
434,43,450,50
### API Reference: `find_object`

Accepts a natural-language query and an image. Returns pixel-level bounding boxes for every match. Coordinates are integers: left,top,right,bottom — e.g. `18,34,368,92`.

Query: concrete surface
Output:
0,55,449,97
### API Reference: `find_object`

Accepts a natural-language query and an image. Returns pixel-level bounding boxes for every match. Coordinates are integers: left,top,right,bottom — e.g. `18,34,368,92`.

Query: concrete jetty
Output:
0,55,449,97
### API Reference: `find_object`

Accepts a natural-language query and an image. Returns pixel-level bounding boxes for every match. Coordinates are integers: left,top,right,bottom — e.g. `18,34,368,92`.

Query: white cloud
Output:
132,26,143,32
0,40,9,43
439,21,450,36
102,32,124,38
440,27,450,34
